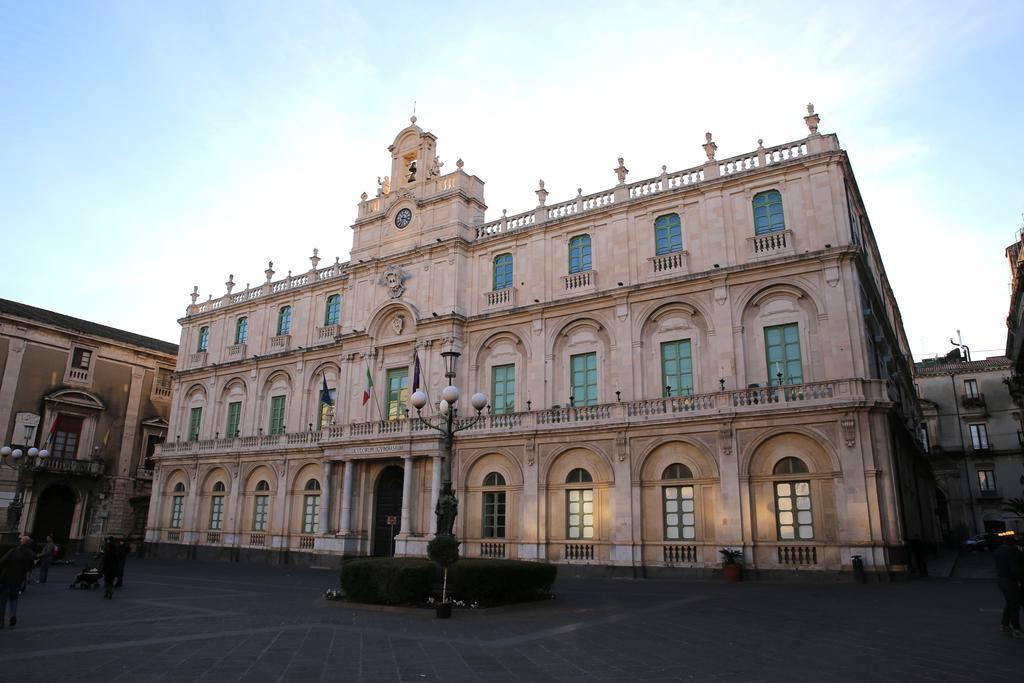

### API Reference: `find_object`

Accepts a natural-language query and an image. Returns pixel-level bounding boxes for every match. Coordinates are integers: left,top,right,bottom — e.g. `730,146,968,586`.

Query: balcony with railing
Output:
484,287,516,310
27,456,104,477
961,393,987,411
157,378,885,458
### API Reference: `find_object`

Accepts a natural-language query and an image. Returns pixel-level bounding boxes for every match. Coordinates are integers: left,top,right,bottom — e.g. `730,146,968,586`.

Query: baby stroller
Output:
70,567,103,589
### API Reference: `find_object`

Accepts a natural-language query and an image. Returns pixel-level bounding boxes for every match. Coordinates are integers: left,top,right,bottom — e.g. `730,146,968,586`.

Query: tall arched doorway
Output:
372,466,404,556
32,485,76,543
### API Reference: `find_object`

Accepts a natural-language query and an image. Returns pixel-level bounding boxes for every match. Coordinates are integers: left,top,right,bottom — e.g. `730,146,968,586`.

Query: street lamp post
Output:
408,351,488,537
1,444,50,533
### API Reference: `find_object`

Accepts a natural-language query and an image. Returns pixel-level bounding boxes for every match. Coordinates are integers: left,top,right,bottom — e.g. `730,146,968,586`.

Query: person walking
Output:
114,538,130,588
0,536,37,628
100,536,118,600
38,535,56,584
993,534,1024,638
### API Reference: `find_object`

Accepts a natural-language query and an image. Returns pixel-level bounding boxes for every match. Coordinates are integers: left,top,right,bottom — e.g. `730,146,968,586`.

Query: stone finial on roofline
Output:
804,103,820,136
536,180,548,207
225,274,235,294
310,248,320,270
614,157,629,185
703,132,717,161
265,261,275,283
190,286,199,304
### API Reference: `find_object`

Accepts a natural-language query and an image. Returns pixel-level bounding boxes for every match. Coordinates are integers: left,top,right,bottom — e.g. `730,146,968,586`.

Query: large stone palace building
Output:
147,106,936,576
1,299,177,550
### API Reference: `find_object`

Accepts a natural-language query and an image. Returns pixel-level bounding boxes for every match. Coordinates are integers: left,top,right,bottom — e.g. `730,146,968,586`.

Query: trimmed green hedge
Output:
341,558,434,605
452,558,557,605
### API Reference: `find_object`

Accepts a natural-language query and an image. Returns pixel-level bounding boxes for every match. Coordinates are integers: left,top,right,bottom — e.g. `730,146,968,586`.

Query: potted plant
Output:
427,534,460,618
719,547,744,582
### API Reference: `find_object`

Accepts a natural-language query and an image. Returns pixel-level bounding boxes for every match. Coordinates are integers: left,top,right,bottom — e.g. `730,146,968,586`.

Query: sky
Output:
2,1,1023,361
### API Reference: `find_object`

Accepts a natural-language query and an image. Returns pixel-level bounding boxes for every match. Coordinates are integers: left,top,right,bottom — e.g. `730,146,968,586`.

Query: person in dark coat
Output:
0,535,37,628
993,535,1024,638
38,535,56,584
100,536,119,600
114,538,130,588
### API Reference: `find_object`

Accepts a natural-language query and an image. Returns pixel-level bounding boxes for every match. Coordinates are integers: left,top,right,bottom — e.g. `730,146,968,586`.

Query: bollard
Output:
851,554,866,583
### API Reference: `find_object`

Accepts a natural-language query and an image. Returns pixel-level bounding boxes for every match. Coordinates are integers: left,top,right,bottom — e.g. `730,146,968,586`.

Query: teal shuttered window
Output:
654,213,683,255
753,190,785,235
660,340,693,397
570,352,597,406
764,323,802,385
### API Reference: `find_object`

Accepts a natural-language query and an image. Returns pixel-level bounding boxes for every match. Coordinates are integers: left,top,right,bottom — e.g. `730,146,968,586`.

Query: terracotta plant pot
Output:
435,602,452,619
723,563,743,582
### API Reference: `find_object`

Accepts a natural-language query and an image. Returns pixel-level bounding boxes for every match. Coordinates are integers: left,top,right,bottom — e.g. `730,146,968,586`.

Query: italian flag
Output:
362,366,373,405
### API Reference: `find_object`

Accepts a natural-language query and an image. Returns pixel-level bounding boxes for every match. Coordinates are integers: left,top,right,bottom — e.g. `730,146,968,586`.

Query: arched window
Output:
324,295,341,326
772,457,813,541
566,468,593,483
773,456,809,475
170,482,185,529
277,306,292,336
662,463,695,540
482,472,506,538
493,253,513,291
197,326,209,352
565,467,594,540
253,480,270,531
210,482,225,530
568,235,592,274
235,317,248,345
304,478,321,491
654,213,683,255
483,472,506,487
303,478,321,533
662,463,693,480
753,190,785,235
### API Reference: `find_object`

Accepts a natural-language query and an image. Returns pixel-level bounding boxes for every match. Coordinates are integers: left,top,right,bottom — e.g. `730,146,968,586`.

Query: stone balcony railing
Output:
188,351,208,368
562,270,596,293
649,251,689,275
157,378,884,458
226,343,246,360
484,287,515,309
268,335,291,352
316,325,339,344
748,229,794,260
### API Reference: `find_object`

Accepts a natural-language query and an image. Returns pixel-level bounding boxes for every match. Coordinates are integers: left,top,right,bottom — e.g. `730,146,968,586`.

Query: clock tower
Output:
349,117,487,262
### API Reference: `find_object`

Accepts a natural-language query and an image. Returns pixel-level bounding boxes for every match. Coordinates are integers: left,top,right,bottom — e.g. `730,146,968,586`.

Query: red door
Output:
51,416,84,458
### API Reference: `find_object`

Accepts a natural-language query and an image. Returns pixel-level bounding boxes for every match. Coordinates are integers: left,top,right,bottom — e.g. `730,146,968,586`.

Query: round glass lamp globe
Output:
39,449,49,458
439,399,450,416
0,446,11,457
441,385,460,404
470,392,488,411
12,449,23,459
409,390,428,410
28,448,38,457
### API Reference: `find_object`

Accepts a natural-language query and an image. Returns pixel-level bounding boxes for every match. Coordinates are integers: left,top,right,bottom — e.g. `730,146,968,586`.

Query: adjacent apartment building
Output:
916,354,1023,539
147,106,935,577
0,299,177,550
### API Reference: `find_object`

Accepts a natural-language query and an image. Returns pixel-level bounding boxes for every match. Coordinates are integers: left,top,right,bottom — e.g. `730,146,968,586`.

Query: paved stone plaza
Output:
0,558,1019,681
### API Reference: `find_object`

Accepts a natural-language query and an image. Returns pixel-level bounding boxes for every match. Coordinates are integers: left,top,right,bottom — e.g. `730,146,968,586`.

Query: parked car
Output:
963,533,1003,552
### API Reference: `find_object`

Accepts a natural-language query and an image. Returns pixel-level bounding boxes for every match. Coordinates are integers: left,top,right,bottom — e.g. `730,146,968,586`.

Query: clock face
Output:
394,208,412,229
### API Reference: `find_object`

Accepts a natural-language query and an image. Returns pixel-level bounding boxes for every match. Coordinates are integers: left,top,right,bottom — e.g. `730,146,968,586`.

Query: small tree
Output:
427,534,460,604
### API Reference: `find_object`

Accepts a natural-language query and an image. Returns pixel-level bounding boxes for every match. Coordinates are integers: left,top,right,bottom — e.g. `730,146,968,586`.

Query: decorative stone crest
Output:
379,265,406,299
719,425,733,456
841,414,856,448
391,314,405,335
